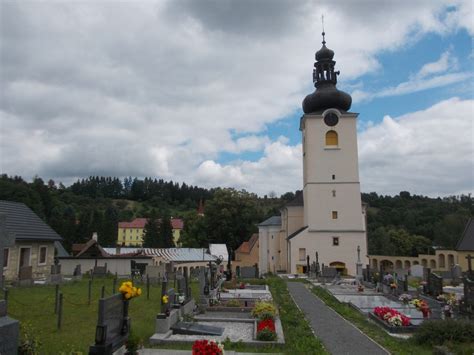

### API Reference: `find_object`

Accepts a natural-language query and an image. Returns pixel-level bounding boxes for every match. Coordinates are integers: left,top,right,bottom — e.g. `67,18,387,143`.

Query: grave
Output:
451,265,462,286
171,322,224,336
89,293,130,354
240,266,258,279
0,299,19,354
397,275,408,295
427,272,443,297
73,264,82,281
459,277,474,317
18,266,33,286
49,262,63,284
410,264,424,278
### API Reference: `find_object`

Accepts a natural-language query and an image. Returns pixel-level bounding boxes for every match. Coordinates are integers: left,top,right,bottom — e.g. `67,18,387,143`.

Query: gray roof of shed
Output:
0,200,62,241
456,218,474,251
258,216,281,227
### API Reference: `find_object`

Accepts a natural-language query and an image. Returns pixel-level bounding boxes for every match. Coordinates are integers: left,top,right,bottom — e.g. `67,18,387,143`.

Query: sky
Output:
1,0,473,197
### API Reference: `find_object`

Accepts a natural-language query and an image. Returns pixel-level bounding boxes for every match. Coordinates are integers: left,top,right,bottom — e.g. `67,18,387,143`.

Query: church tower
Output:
288,31,368,275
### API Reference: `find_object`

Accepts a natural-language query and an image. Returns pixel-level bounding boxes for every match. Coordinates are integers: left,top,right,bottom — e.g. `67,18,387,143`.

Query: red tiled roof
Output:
118,217,184,230
236,233,258,254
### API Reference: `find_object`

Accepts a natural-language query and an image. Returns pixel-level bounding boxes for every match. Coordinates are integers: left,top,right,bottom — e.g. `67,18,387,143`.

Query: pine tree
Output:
158,212,175,248
143,209,160,247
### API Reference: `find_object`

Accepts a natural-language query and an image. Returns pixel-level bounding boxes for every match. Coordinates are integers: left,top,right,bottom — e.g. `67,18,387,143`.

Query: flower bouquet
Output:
256,318,277,341
192,339,224,355
411,298,431,318
119,281,142,300
373,306,411,327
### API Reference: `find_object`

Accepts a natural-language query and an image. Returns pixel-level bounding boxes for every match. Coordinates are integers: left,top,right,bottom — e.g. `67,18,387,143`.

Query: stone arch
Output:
421,259,428,267
395,260,402,269
438,253,446,268
330,261,346,275
404,260,411,269
430,259,436,269
413,260,419,265
380,260,394,272
448,254,455,267
372,258,378,269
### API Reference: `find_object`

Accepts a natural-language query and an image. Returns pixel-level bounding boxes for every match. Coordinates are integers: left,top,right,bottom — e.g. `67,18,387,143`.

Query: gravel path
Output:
287,282,389,355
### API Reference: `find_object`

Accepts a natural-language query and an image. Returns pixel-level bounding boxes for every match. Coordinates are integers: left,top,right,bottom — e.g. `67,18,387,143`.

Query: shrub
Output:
413,319,474,346
251,301,277,319
256,328,277,341
258,311,275,321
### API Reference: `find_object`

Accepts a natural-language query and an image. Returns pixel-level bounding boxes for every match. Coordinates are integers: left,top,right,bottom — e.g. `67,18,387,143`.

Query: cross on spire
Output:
321,14,326,45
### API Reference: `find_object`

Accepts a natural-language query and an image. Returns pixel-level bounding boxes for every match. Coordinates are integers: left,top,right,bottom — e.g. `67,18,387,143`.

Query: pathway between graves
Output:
286,282,389,355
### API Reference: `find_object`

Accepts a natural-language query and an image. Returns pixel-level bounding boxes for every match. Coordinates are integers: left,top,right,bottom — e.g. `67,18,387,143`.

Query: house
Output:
234,233,259,272
117,217,184,247
0,200,63,282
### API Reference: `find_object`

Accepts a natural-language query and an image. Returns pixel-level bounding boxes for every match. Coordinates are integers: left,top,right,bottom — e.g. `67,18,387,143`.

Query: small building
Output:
0,200,63,282
234,233,259,272
117,217,184,247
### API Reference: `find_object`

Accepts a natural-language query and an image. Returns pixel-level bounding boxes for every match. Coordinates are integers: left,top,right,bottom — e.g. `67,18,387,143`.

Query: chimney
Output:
116,243,121,255
92,232,98,242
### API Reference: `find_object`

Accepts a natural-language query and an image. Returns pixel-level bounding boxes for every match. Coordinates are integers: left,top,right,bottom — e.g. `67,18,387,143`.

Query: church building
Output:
258,32,368,276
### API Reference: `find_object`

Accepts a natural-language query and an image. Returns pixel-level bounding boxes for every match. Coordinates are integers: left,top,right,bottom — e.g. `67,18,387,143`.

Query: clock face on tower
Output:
324,112,339,126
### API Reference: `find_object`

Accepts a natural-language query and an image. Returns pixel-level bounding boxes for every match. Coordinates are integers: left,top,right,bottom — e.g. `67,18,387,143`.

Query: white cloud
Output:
353,50,470,103
0,1,473,196
359,97,474,196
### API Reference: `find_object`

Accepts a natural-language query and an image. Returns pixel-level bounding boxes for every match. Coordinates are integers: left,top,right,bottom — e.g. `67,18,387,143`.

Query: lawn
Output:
5,276,327,354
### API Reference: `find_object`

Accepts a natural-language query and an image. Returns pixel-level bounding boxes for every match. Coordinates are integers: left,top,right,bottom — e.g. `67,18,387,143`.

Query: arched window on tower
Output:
325,130,338,146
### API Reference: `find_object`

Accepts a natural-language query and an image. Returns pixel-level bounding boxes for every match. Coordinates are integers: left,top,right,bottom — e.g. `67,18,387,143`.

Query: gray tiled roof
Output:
287,226,308,240
456,218,474,251
258,216,281,227
0,200,62,241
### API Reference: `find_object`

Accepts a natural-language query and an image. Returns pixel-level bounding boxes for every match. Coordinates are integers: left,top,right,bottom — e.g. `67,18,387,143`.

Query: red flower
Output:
257,319,276,333
192,340,223,355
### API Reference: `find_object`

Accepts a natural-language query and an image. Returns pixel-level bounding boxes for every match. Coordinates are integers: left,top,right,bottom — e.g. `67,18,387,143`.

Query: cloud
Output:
0,1,473,196
359,97,474,196
352,50,470,103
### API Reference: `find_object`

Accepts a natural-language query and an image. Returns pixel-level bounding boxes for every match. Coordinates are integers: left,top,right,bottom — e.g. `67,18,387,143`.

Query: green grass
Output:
7,276,165,354
5,276,329,354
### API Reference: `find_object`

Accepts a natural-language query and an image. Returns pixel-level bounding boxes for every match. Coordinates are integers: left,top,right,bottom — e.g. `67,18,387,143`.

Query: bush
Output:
256,328,277,341
413,319,474,346
251,301,277,319
258,311,275,321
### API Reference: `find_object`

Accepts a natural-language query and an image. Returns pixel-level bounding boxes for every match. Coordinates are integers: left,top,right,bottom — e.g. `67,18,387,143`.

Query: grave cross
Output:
0,214,16,289
466,254,473,277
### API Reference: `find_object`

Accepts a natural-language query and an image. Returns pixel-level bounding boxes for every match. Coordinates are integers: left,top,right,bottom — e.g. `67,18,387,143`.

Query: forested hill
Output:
0,175,472,256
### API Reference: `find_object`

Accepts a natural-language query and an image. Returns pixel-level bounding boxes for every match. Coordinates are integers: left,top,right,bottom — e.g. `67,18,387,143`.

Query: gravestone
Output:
49,264,63,284
466,254,474,279
73,264,82,281
0,299,19,355
428,272,443,297
451,265,462,285
198,267,208,306
397,275,408,294
18,266,33,286
0,213,16,289
240,266,258,278
89,293,130,355
459,277,474,316
93,264,108,277
322,266,337,279
410,264,424,278
168,288,177,308
177,277,186,303
355,245,363,283
171,322,224,336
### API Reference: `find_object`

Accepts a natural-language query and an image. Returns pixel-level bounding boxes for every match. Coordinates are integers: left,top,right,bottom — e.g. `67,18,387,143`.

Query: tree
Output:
142,210,160,248
101,206,119,247
180,211,208,247
158,212,174,248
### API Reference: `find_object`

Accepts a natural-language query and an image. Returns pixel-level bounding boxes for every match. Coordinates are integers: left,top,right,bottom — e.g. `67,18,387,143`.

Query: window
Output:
333,237,339,246
3,248,9,268
39,246,47,265
332,190,336,197
325,130,338,146
332,211,338,219
299,248,306,261
332,174,335,180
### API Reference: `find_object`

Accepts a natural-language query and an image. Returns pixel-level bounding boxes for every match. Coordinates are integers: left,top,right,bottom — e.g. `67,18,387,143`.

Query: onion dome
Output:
302,32,352,113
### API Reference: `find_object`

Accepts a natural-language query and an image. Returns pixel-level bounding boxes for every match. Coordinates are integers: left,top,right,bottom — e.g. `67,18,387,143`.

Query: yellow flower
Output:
162,295,169,304
125,292,132,300
137,288,142,296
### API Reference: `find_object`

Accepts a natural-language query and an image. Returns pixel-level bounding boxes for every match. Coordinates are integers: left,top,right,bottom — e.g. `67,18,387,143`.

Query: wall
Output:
289,230,368,276
3,241,55,281
258,225,280,275
59,257,153,276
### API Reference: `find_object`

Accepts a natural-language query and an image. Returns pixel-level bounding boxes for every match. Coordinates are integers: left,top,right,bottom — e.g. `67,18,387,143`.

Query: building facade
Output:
117,217,184,247
258,33,368,276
